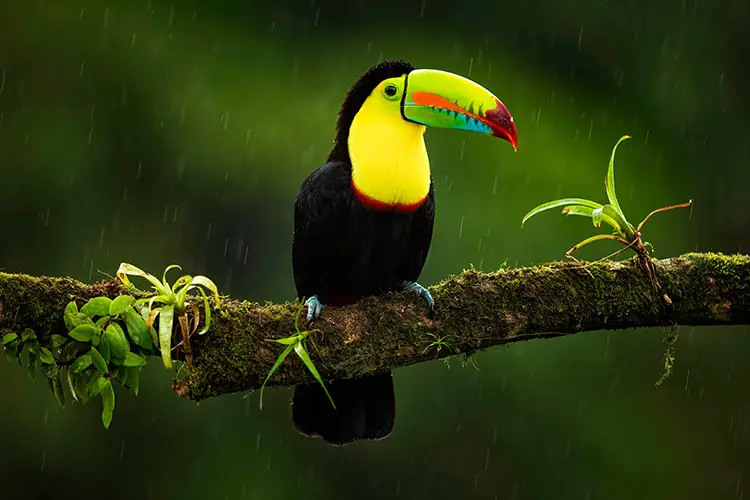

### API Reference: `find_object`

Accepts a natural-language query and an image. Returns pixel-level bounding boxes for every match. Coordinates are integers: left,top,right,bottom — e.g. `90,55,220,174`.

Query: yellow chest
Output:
348,103,431,209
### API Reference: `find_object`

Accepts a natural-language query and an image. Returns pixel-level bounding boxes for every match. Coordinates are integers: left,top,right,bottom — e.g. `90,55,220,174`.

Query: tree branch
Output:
1,252,748,402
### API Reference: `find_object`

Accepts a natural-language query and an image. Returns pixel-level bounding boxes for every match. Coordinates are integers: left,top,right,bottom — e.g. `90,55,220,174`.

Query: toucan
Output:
291,60,517,445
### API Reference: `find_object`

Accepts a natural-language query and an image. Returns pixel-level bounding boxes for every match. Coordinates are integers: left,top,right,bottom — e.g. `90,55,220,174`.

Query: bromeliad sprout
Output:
116,263,220,369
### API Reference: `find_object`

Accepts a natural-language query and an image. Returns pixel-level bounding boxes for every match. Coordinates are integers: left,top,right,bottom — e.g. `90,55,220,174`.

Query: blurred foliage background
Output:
1,0,749,498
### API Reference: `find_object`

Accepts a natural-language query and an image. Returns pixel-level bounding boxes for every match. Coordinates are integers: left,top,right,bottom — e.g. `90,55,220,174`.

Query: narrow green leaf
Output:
2,333,17,345
69,324,97,342
259,343,295,410
110,295,135,316
161,264,182,291
27,352,37,381
71,354,93,373
116,262,164,291
38,347,55,365
294,342,336,409
522,198,603,227
50,334,69,350
52,370,65,408
81,297,113,318
157,304,175,369
196,287,212,335
190,275,220,300
101,381,115,429
568,234,624,255
89,347,108,374
104,324,129,365
591,206,604,228
269,335,302,346
89,376,109,397
606,135,631,220
561,206,623,234
122,306,153,350
122,352,147,367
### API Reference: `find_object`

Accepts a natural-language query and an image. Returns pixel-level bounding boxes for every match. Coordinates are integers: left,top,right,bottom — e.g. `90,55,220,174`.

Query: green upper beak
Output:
401,69,518,150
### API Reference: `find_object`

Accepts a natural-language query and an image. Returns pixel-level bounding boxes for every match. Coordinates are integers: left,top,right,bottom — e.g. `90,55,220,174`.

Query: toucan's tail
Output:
291,372,395,445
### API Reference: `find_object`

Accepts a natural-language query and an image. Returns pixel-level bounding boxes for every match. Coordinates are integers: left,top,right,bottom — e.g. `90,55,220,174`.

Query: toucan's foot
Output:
403,280,435,315
304,295,324,323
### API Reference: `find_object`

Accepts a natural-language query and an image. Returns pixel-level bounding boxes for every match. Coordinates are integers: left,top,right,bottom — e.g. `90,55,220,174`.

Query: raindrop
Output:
459,139,466,160
577,27,584,50
313,9,320,27
120,439,126,459
103,7,110,27
468,57,474,77
419,0,426,17
79,61,85,78
492,174,498,195
131,33,137,48
535,107,542,125
99,226,106,247
0,68,5,96
168,5,175,27
206,222,212,239
40,450,46,471
458,216,464,239
256,432,261,452
484,448,490,471
684,368,691,392
223,238,229,258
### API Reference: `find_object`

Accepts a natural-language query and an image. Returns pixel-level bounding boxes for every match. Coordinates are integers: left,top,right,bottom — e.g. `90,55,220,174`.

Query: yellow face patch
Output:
348,77,431,209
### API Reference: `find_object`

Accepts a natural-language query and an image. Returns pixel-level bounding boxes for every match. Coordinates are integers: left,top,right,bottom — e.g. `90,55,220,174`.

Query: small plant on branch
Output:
521,135,692,298
116,263,220,370
259,300,335,411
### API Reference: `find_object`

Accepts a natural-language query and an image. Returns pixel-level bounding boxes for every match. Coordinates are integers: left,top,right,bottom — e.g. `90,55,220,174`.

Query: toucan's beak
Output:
401,69,518,151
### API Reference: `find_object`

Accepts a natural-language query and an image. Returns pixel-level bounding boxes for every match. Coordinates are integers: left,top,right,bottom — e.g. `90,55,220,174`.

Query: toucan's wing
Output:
292,161,353,301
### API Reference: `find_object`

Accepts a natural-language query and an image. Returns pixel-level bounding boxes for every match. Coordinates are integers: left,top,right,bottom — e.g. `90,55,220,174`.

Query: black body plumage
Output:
290,60,435,444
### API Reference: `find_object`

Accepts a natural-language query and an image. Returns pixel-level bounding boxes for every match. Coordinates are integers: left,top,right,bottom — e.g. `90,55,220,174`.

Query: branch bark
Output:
1,252,748,401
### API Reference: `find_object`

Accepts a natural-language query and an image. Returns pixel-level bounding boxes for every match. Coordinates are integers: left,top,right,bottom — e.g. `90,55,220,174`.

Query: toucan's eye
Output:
383,84,399,99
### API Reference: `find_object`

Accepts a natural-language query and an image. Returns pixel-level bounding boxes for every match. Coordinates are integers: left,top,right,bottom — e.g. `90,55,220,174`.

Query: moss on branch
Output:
1,252,749,402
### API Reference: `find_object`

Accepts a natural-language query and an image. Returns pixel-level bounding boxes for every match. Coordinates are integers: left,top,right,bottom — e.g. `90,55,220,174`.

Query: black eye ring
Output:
384,85,398,97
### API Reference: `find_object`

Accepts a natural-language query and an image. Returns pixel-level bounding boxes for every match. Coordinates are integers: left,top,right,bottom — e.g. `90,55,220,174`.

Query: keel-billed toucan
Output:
291,60,517,445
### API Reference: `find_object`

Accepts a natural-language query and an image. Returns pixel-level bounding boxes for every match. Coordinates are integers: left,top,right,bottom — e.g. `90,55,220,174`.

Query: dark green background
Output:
1,1,748,499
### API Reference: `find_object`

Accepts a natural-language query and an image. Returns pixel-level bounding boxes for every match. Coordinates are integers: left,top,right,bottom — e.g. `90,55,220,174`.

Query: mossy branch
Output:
1,252,749,402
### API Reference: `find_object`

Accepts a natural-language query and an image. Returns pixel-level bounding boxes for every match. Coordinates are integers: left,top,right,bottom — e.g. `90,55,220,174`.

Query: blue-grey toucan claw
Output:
304,295,324,323
403,281,435,314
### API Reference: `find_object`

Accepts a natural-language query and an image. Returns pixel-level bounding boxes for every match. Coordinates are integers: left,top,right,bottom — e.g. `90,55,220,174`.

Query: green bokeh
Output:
1,0,748,499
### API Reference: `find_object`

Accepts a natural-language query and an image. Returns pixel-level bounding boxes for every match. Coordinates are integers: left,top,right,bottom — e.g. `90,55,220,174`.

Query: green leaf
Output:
269,335,302,346
196,286,212,335
89,347,109,374
122,352,147,367
71,354,93,373
104,324,129,365
58,341,90,364
522,198,603,227
109,295,134,316
22,328,37,342
568,234,624,255
561,205,623,234
157,304,175,369
69,324,97,342
294,341,336,409
38,347,55,365
81,297,114,318
27,352,38,381
259,343,295,411
98,335,111,363
2,333,18,345
606,135,631,221
122,306,153,350
190,275,220,300
63,301,79,330
89,376,109,397
116,262,164,291
122,366,142,396
161,264,182,290
67,312,96,331
50,334,69,350
101,381,116,429
591,206,604,228
52,370,65,408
